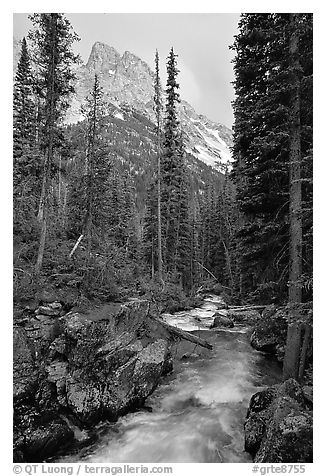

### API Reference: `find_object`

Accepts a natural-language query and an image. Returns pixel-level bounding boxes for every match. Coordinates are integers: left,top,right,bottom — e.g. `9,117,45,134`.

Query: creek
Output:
61,296,281,463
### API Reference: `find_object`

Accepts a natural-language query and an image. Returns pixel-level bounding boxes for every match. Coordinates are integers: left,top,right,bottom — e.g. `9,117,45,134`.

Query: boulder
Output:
262,304,277,319
13,327,37,404
245,379,312,463
229,309,260,325
36,288,79,308
250,308,288,354
35,289,60,304
14,300,173,461
24,315,63,357
250,331,279,353
20,418,74,462
302,386,313,406
255,401,312,463
35,303,62,317
65,335,170,424
210,314,234,328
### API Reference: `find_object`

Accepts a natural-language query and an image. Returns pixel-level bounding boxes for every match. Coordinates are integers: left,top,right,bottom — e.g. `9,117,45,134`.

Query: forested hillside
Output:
13,14,235,313
13,13,313,465
13,13,313,312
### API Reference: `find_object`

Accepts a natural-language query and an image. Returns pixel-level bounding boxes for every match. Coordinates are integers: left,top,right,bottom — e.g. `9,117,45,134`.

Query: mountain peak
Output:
120,50,153,75
66,42,232,170
86,42,121,72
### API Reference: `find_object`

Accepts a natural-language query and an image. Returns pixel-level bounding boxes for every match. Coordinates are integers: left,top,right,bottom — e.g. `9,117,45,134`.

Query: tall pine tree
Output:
13,37,35,158
154,50,164,283
161,48,191,287
28,13,79,273
13,37,40,238
69,74,110,261
231,14,312,302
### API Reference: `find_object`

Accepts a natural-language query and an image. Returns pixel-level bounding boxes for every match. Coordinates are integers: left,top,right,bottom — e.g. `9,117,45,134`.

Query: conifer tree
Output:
231,14,312,302
154,50,164,283
283,13,305,381
82,74,106,259
105,169,137,254
13,37,41,237
69,76,138,270
197,176,238,292
28,13,79,273
161,48,191,286
13,37,35,158
69,74,110,261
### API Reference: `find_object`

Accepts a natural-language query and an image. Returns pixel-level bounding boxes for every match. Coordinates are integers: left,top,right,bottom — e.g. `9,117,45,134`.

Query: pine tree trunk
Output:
283,13,303,381
298,323,311,382
222,240,234,295
288,14,302,304
151,233,155,280
154,51,163,284
35,207,47,273
37,170,46,222
61,182,68,228
157,132,163,283
283,322,302,380
35,15,57,273
58,154,62,204
83,74,100,268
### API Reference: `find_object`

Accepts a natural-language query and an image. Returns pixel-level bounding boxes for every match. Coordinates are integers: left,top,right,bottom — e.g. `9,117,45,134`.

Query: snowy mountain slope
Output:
13,39,233,172
66,42,233,170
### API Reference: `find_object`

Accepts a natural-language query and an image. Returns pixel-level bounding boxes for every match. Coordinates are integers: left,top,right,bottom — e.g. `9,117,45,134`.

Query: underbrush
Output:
14,237,204,317
13,236,145,311
139,278,203,314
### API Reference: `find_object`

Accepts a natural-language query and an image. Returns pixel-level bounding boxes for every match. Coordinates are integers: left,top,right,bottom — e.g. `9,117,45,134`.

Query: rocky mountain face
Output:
13,37,22,74
13,38,233,174
67,41,233,172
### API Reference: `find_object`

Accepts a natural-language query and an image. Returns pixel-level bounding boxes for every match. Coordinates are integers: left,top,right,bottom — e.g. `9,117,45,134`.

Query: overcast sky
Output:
13,13,240,128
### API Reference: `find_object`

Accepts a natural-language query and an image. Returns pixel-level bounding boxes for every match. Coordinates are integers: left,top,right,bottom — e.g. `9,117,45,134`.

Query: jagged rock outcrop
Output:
13,300,173,462
244,379,313,463
13,37,232,172
69,41,233,172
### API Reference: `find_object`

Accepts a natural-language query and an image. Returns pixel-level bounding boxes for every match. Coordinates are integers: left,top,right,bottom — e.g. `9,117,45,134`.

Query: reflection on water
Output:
61,296,282,463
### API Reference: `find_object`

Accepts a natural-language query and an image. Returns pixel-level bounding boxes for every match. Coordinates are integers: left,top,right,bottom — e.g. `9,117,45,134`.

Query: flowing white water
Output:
62,296,281,463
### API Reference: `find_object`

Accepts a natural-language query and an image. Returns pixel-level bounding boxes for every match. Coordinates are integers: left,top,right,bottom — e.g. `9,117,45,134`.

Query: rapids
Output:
61,296,281,463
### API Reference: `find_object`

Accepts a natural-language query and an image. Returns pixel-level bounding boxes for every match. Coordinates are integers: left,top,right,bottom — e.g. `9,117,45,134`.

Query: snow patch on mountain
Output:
13,37,233,173
180,107,232,170
114,111,124,121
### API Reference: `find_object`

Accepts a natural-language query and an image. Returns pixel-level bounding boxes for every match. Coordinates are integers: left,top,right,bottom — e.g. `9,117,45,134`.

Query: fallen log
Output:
213,308,265,319
224,305,266,312
193,259,219,283
212,310,228,317
69,234,84,259
153,316,213,350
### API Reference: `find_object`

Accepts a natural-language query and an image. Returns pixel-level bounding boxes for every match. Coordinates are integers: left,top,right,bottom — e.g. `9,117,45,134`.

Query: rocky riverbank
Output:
244,379,313,462
244,302,313,463
14,299,174,462
249,303,313,366
13,291,313,464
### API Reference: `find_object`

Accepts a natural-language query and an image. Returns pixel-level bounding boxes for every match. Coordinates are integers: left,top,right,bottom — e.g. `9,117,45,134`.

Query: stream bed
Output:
61,296,282,463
